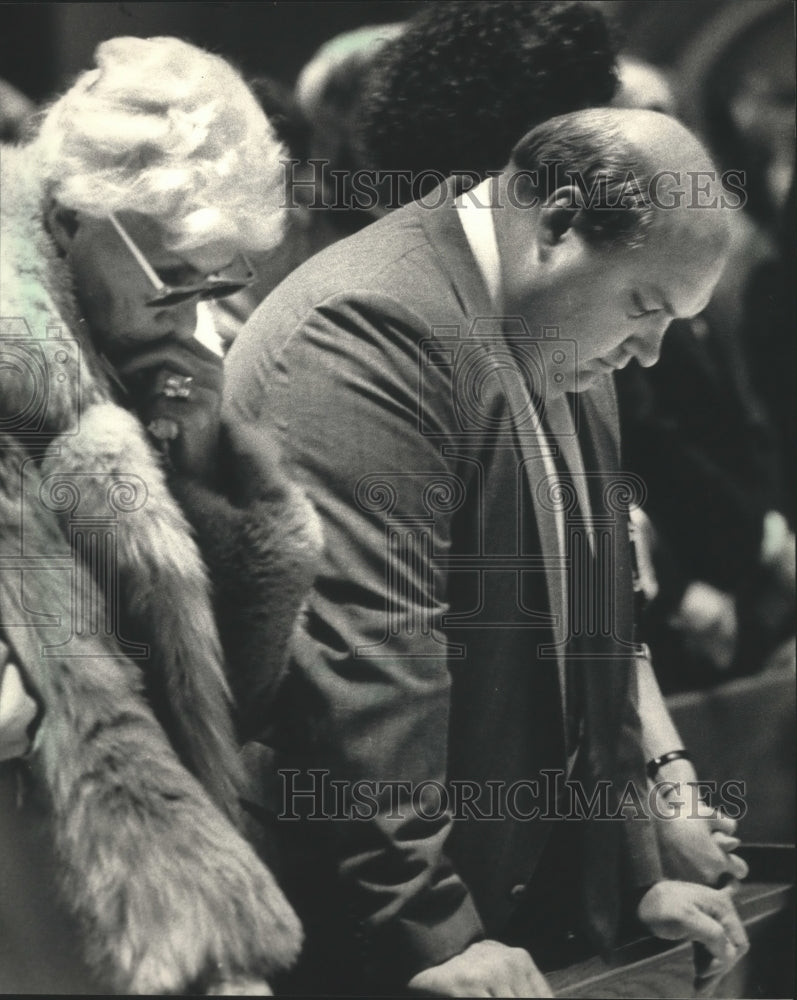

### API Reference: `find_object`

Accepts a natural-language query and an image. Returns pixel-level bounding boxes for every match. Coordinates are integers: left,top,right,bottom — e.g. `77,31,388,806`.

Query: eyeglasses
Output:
108,212,255,308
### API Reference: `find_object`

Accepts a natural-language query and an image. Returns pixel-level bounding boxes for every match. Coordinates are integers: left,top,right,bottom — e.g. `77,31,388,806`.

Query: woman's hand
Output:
116,337,224,484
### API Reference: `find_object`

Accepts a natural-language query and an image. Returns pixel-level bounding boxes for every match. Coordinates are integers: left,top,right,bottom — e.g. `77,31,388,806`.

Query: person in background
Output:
210,74,315,347
215,1,619,338
294,21,405,234
357,0,619,202
612,55,676,115
0,35,321,994
612,51,794,689
209,26,405,343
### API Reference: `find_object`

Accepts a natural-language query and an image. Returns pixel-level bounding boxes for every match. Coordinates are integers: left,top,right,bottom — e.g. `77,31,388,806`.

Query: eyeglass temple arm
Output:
108,213,168,293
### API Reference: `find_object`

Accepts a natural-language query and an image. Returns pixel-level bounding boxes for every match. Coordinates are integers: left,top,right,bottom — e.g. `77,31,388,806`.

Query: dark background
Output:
0,0,760,103
0,2,424,100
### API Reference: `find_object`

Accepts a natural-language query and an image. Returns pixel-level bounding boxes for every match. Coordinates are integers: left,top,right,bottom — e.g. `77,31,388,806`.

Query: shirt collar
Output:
455,178,502,306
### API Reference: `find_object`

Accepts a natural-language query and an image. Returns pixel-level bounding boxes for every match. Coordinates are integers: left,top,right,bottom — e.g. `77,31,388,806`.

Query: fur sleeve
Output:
170,475,322,742
31,662,303,994
0,443,303,993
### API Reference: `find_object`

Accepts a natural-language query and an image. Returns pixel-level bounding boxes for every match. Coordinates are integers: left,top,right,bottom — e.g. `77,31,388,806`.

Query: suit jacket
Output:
225,179,662,988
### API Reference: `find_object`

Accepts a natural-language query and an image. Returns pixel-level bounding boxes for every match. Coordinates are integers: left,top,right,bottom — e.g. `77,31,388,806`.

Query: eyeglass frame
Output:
108,212,255,308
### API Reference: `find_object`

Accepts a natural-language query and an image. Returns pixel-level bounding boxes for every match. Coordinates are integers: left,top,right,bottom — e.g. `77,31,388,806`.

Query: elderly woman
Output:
0,36,319,994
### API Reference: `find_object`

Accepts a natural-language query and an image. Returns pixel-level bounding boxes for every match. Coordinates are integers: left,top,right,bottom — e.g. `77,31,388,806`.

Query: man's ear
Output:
45,199,79,255
538,185,581,250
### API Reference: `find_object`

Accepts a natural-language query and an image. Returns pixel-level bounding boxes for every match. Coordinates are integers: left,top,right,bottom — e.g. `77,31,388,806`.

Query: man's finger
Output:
724,853,750,881
528,969,555,998
509,951,553,998
697,886,749,955
715,901,749,955
207,978,273,996
712,831,741,850
449,984,490,998
709,809,737,835
713,870,742,894
683,909,732,962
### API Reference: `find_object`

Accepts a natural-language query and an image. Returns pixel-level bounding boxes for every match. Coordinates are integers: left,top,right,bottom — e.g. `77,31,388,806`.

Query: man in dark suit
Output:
224,109,746,996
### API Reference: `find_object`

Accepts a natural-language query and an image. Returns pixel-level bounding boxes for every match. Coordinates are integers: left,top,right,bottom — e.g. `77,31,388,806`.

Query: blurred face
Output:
59,211,237,365
498,199,729,393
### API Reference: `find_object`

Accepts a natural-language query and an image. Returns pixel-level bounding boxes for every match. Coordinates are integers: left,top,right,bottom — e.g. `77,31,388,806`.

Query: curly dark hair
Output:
357,1,619,200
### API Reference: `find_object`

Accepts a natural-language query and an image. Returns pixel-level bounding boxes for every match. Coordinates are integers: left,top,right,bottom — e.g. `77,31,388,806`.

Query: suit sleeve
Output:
225,292,485,984
168,470,321,744
617,662,664,893
580,382,664,901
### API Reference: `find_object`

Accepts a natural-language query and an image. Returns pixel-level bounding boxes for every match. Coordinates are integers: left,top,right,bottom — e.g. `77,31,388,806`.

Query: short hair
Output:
358,1,619,199
294,23,404,233
509,108,658,249
295,23,405,131
33,36,286,254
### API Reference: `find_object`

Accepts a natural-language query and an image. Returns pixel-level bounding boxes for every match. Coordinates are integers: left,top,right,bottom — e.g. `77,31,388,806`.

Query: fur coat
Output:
0,143,320,992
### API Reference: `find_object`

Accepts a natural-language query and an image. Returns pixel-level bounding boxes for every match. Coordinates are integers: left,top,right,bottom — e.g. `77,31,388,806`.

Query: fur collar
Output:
1,142,245,818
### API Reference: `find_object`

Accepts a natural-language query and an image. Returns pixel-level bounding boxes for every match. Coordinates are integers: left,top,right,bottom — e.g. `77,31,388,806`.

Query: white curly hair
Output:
33,36,286,253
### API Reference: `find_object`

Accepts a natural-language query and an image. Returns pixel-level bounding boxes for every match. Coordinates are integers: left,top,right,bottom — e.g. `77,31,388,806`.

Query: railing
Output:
548,846,793,999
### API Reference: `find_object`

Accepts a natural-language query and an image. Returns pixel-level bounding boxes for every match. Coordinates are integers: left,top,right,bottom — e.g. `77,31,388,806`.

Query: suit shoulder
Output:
255,208,450,320
226,202,471,414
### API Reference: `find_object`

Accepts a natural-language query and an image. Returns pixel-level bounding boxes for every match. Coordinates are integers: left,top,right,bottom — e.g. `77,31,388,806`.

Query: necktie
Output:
544,422,588,759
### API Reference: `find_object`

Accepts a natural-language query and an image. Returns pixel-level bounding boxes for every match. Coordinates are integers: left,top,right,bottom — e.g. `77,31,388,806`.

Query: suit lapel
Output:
570,379,636,799
494,363,568,673
418,181,569,671
421,191,640,947
416,177,495,319
569,380,631,953
575,378,636,659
